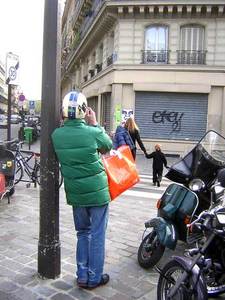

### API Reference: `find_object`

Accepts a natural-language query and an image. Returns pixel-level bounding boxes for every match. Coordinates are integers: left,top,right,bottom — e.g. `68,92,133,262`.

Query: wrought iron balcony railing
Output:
95,63,102,73
141,50,170,64
80,0,104,40
107,53,117,66
89,69,95,78
177,50,207,64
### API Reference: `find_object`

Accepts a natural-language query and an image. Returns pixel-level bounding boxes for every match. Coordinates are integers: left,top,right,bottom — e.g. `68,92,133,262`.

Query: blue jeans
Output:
72,204,109,286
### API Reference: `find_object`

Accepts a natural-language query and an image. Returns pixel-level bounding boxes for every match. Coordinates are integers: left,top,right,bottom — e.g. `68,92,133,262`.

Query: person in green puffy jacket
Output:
52,91,112,289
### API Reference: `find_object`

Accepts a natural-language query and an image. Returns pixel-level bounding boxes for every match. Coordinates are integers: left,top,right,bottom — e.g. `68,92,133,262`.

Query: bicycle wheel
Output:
36,164,63,188
35,164,41,185
14,158,23,184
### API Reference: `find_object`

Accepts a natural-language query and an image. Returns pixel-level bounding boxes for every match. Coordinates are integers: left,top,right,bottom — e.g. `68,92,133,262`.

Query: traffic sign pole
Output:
7,84,12,142
5,52,20,142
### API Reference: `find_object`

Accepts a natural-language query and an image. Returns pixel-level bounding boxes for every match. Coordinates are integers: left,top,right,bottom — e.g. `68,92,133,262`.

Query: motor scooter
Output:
138,130,225,269
0,141,16,203
157,168,225,299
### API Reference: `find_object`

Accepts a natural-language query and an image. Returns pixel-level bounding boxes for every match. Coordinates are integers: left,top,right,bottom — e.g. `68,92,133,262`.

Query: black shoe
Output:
77,279,88,288
153,182,156,186
157,181,160,187
87,274,110,289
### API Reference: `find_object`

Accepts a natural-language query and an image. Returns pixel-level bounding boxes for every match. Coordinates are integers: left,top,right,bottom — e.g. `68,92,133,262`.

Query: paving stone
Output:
0,259,25,272
14,255,34,264
51,280,73,290
18,266,36,275
108,293,131,300
69,287,93,300
0,291,20,300
93,286,117,298
33,285,57,297
13,273,36,285
11,287,39,300
51,293,76,300
0,280,19,292
0,265,16,277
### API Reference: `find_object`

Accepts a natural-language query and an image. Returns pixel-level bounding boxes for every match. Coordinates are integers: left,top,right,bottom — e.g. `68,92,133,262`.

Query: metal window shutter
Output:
135,92,208,141
101,93,111,132
87,96,98,116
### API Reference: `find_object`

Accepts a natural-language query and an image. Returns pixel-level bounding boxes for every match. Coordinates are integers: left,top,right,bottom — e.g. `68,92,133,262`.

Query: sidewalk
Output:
0,147,181,300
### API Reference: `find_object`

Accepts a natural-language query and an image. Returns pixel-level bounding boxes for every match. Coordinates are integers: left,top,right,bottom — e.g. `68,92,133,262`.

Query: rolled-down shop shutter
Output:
135,92,208,141
101,93,111,133
87,96,98,116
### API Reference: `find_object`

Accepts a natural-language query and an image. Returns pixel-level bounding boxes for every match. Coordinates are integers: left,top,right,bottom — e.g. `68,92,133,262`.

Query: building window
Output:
177,25,206,64
142,25,169,64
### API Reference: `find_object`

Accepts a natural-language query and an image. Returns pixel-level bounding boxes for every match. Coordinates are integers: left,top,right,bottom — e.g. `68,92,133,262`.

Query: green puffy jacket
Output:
51,119,112,207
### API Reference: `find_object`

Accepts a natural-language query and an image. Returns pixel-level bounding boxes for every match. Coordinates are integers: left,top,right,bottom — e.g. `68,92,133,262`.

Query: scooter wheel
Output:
138,230,165,268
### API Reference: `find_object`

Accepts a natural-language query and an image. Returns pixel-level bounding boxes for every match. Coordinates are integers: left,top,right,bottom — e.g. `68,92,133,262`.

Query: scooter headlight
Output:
189,179,205,192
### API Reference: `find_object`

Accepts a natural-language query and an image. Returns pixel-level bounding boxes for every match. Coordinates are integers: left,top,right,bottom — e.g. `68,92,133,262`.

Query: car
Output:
10,114,22,124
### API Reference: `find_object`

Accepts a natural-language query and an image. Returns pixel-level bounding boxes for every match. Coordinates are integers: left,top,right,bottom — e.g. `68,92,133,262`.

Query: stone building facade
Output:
61,0,225,155
0,60,7,113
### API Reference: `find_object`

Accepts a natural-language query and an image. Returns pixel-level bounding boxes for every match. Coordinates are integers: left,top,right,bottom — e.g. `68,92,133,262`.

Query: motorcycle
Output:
0,140,16,203
157,168,225,299
138,130,225,269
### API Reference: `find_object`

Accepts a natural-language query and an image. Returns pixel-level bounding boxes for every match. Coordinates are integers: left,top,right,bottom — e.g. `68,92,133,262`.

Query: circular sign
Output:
19,94,25,101
9,66,17,80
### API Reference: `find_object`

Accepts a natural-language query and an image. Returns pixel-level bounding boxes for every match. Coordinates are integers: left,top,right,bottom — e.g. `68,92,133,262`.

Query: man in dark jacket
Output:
52,91,112,289
145,144,167,187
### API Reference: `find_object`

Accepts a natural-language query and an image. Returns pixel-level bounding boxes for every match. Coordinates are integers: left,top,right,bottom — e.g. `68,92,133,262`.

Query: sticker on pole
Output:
5,52,20,85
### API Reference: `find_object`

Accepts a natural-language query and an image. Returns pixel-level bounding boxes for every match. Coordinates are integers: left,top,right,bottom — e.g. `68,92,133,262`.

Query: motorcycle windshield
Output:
166,130,225,185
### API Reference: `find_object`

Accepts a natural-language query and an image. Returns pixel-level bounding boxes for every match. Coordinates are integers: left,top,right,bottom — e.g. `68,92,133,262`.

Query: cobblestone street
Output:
0,154,221,299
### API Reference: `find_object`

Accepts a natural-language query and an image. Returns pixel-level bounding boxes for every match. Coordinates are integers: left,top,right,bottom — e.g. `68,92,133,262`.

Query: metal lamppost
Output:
38,0,61,279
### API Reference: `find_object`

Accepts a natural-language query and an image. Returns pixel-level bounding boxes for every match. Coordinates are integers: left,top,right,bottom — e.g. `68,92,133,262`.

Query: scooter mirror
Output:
218,168,225,188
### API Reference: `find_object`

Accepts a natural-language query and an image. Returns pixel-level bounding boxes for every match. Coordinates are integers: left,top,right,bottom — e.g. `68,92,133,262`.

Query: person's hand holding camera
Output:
85,107,98,126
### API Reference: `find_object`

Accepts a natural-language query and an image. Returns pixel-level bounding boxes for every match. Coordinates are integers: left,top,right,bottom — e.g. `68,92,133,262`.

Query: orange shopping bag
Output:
0,173,6,195
102,145,139,200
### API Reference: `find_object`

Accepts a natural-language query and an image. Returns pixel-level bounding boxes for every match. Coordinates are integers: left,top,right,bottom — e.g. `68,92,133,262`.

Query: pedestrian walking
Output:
124,117,147,160
113,121,135,157
145,144,167,187
52,91,112,289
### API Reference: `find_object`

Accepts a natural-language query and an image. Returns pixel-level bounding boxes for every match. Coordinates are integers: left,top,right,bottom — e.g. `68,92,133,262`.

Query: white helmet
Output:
62,91,87,119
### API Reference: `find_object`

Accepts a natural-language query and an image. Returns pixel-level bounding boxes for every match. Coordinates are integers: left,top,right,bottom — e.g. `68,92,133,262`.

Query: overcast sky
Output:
0,0,65,101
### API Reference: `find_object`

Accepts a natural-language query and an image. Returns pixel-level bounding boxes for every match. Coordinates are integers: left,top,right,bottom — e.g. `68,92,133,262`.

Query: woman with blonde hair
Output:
124,117,147,160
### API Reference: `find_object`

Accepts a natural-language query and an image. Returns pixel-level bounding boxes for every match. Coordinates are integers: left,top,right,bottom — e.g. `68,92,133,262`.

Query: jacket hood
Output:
115,125,126,134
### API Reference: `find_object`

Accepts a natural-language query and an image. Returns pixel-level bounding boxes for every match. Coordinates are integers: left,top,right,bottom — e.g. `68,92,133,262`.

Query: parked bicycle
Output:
12,140,63,188
0,139,16,203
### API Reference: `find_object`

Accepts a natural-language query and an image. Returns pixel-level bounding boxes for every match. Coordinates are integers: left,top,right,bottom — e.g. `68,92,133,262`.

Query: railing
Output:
71,0,84,28
95,63,102,73
89,69,95,78
107,53,117,66
177,50,207,64
141,50,170,64
80,0,105,40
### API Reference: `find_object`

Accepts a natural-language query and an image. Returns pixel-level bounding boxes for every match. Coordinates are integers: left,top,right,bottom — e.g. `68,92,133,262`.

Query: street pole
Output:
7,84,12,141
38,0,61,279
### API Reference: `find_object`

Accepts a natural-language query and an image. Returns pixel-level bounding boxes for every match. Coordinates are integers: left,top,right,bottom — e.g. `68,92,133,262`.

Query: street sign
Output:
19,94,25,101
5,52,20,85
29,100,35,110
